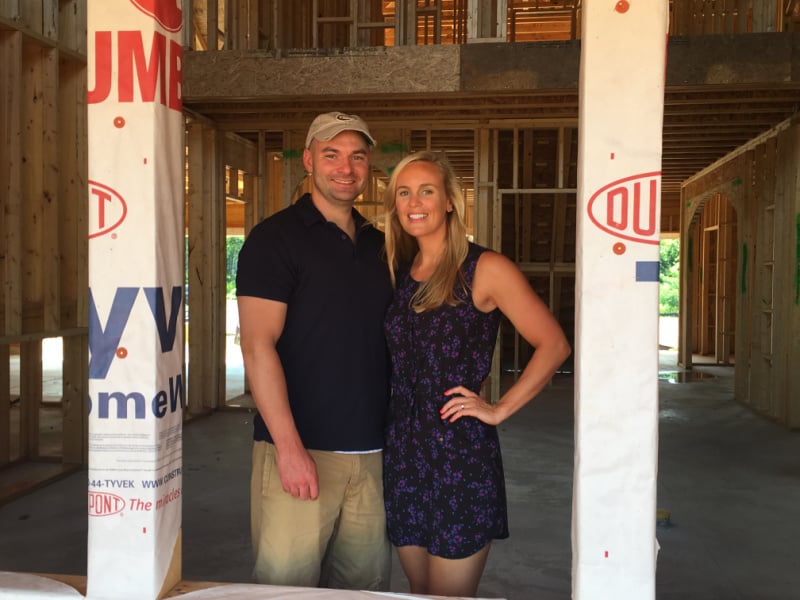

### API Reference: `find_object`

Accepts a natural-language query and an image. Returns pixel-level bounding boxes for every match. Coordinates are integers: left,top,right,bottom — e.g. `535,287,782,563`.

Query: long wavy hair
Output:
384,151,469,312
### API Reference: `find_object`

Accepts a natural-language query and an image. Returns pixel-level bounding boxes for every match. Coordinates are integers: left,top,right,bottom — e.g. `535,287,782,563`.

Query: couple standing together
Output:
236,112,571,597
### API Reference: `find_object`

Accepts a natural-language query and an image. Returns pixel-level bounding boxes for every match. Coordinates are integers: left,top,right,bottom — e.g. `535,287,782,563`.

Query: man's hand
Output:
276,447,319,500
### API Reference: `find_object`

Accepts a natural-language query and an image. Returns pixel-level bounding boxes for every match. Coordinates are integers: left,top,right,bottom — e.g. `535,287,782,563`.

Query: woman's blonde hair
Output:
384,151,469,312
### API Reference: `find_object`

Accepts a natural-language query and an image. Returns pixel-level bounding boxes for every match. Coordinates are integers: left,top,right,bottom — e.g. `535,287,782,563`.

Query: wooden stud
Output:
20,340,42,458
1,31,23,337
786,122,800,428
57,42,88,465
62,333,87,464
751,140,773,414
19,0,43,35
58,56,88,328
64,0,87,56
735,148,755,409
41,46,59,332
21,42,45,332
0,2,21,20
186,122,211,416
773,122,800,428
0,344,9,465
521,129,533,264
42,0,57,40
186,122,226,415
234,0,259,50
208,0,219,50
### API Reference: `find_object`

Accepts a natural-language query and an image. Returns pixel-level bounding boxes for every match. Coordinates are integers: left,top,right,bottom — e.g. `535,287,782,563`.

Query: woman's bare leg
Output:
427,544,491,597
396,545,430,594
396,543,491,597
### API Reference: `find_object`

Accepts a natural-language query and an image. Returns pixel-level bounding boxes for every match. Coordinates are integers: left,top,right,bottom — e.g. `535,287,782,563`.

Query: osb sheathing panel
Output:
460,42,580,90
183,34,800,104
665,32,800,85
183,45,461,99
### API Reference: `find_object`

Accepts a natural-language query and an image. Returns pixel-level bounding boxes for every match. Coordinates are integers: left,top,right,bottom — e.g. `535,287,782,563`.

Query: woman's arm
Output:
441,250,571,425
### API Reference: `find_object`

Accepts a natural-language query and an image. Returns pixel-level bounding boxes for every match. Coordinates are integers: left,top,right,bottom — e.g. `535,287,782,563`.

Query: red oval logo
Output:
587,171,661,245
88,491,126,517
130,0,183,32
89,180,127,239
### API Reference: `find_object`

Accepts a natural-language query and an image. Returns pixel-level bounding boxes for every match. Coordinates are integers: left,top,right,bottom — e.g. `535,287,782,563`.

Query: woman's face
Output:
393,161,452,242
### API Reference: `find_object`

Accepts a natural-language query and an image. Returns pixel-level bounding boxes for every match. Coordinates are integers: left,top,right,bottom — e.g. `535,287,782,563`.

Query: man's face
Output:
303,130,371,209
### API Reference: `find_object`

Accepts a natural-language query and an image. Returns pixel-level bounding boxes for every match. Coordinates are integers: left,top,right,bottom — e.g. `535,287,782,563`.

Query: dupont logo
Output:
89,180,127,239
89,491,126,516
130,0,183,32
587,171,660,245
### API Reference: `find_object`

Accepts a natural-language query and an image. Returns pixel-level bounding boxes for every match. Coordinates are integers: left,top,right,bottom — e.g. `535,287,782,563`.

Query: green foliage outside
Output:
222,235,681,312
226,236,245,298
659,238,680,316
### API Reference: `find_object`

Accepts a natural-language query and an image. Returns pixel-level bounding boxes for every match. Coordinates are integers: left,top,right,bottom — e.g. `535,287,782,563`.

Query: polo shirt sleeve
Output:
235,219,295,303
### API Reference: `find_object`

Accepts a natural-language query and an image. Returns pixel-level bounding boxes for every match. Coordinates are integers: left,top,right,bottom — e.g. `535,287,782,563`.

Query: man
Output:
236,112,392,590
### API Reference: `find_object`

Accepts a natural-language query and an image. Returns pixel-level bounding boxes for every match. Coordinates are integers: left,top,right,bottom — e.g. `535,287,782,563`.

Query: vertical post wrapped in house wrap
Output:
573,2,668,598
87,1,184,597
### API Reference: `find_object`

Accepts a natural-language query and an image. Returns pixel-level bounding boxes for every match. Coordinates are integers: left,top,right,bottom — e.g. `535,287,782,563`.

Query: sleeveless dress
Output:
383,243,509,559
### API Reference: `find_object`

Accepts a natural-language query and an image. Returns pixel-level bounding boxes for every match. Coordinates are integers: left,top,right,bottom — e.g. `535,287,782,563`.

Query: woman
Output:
382,151,571,597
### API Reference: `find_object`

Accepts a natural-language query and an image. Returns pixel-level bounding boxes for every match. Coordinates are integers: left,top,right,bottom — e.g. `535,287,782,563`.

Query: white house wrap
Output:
573,2,668,598
87,1,184,598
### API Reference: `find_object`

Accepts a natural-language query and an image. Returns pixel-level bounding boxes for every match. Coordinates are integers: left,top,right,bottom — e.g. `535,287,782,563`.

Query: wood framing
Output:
681,116,800,427
186,121,227,416
0,0,88,499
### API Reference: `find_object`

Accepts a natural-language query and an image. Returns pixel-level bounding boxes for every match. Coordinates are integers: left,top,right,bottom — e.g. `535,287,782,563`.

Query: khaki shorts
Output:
250,441,390,590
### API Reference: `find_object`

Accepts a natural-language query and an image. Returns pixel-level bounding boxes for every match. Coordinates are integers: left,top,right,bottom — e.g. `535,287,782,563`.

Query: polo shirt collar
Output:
295,193,368,230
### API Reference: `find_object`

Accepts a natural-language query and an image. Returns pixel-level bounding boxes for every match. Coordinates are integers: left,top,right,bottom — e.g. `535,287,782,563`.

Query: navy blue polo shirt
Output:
236,194,392,451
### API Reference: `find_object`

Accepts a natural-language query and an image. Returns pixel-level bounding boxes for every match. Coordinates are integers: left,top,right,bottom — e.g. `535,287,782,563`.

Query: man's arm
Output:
237,295,319,500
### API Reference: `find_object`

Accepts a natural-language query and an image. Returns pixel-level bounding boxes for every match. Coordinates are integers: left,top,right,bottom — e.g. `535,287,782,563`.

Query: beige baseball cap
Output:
305,112,376,148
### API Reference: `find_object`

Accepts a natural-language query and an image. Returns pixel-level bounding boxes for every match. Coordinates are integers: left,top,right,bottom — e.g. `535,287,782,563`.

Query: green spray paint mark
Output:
741,243,748,295
795,215,800,304
282,149,303,159
732,176,742,187
379,143,408,154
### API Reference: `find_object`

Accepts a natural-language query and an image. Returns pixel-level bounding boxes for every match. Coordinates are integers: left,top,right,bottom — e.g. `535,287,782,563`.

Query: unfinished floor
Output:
1,351,799,599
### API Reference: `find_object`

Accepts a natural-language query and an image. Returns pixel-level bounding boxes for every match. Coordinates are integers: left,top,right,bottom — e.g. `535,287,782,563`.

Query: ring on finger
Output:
460,403,465,410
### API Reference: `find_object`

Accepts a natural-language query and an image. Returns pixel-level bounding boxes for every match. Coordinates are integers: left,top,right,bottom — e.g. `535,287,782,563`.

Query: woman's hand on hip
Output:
441,386,500,425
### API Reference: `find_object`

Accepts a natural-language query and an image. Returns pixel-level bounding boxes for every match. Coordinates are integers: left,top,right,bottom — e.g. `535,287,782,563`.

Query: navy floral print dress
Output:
383,243,509,559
